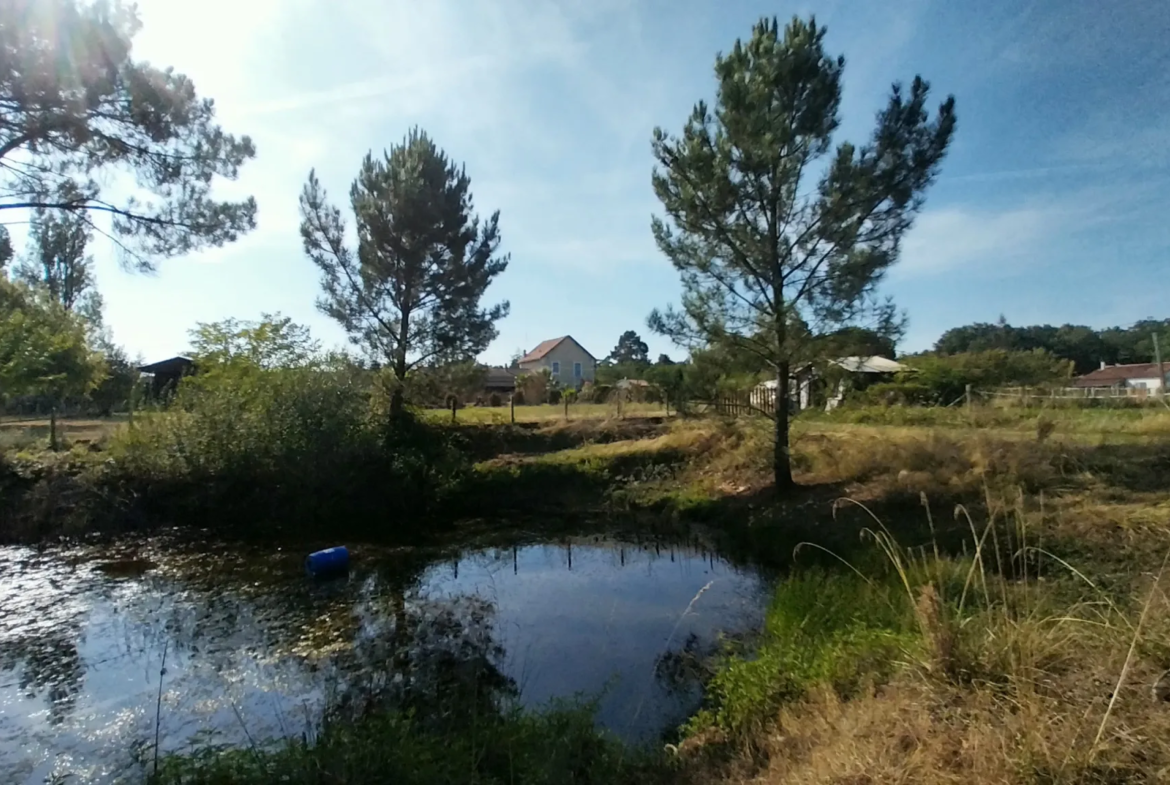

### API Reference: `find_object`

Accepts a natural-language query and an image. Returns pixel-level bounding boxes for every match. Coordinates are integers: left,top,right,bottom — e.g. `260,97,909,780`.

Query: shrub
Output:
106,368,471,537
488,392,503,407
547,388,562,405
588,384,613,404
900,349,1074,405
857,381,934,406
512,390,526,406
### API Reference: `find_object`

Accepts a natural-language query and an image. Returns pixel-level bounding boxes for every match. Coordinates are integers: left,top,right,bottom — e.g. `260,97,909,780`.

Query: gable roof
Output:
483,366,517,387
832,356,905,374
1074,363,1167,387
519,336,595,363
138,356,195,375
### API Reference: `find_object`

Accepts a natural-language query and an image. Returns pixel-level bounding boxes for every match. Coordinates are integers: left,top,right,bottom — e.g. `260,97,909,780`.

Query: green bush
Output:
488,392,503,407
547,388,562,405
899,349,1074,405
587,384,612,404
857,381,934,406
107,368,470,537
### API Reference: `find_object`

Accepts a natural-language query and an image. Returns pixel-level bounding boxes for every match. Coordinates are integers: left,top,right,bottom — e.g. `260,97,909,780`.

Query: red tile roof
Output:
1074,363,1167,387
519,336,595,363
519,337,567,363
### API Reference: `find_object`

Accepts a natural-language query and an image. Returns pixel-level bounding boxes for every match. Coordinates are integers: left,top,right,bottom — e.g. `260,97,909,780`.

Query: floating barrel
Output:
305,546,350,577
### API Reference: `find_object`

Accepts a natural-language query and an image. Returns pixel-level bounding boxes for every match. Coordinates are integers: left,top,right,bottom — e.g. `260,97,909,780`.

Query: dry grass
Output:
0,415,126,448
424,401,670,424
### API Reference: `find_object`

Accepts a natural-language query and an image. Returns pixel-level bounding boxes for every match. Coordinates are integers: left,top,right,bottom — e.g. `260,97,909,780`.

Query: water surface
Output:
0,534,765,783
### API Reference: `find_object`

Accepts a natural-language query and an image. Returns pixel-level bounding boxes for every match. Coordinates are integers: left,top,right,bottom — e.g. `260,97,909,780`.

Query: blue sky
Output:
39,0,1170,364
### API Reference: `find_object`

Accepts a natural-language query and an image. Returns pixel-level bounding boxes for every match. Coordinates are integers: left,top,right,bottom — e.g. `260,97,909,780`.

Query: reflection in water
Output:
0,536,765,784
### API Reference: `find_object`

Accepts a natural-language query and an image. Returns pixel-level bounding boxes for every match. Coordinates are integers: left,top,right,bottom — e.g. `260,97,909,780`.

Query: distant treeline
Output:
933,319,1170,375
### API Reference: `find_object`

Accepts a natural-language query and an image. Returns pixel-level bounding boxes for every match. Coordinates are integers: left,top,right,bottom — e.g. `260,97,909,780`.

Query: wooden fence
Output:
985,386,1161,402
711,392,778,417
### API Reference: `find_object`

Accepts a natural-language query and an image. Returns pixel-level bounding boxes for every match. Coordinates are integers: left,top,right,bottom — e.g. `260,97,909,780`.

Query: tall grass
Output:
149,701,664,785
685,494,1170,784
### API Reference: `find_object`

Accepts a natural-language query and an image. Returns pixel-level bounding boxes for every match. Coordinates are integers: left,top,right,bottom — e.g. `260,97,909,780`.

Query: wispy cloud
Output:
895,203,1071,278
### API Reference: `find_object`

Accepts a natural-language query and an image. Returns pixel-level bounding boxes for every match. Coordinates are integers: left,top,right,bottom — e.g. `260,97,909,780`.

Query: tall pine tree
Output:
299,128,510,415
649,16,956,490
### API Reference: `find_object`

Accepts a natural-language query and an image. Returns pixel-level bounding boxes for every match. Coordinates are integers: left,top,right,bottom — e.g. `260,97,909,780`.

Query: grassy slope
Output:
465,408,1170,783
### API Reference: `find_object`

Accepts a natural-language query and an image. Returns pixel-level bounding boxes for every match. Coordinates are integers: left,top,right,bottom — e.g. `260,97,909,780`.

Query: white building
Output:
1074,361,1170,392
517,336,597,389
750,355,907,412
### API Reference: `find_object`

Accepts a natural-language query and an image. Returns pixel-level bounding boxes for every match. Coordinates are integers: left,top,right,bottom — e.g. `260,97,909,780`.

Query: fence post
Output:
965,384,972,413
510,393,515,424
451,397,457,423
564,395,569,421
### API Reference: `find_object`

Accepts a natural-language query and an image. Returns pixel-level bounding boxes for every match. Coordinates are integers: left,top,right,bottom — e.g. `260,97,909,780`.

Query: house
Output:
1074,361,1169,392
750,355,907,412
517,336,597,389
138,356,197,399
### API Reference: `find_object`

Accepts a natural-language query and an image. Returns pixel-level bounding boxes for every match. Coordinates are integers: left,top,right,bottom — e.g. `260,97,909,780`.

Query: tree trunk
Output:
49,404,59,452
774,362,795,491
390,350,408,419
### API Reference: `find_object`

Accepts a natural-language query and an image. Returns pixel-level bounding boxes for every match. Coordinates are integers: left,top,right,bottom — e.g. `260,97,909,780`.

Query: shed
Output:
138,356,196,398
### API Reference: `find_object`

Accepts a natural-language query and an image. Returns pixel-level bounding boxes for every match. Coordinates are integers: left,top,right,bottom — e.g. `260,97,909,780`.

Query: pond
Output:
0,533,767,784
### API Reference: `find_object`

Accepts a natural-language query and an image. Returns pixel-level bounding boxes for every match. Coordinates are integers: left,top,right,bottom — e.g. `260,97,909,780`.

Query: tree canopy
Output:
299,128,510,414
648,15,955,489
13,205,104,327
0,0,256,269
607,330,650,365
189,313,321,371
0,277,104,400
934,318,1170,375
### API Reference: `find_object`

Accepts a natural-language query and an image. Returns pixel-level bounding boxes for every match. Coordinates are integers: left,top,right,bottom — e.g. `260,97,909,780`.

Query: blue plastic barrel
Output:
305,546,350,577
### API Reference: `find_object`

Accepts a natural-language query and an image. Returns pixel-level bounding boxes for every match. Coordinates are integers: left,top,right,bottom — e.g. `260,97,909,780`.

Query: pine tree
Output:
649,16,956,490
0,0,256,269
299,128,510,416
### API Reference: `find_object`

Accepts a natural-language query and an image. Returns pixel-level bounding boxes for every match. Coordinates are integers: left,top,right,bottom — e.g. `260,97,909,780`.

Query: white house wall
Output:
518,340,596,386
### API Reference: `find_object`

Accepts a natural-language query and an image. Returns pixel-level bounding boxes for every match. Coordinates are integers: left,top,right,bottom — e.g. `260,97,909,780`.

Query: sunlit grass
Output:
422,402,670,424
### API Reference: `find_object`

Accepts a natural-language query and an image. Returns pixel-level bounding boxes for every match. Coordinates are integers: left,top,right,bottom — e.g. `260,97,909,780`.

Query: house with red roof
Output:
1073,361,1169,393
517,336,597,389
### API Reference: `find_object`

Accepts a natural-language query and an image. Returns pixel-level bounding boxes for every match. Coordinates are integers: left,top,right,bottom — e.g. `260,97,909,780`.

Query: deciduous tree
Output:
0,278,104,446
0,0,256,269
189,313,321,371
299,128,510,416
648,16,955,490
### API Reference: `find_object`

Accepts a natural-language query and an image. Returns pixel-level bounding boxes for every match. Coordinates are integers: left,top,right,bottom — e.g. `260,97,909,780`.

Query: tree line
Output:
933,318,1170,375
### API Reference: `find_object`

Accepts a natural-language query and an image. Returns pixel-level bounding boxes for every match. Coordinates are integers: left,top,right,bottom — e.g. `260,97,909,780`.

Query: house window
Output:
551,361,560,376
574,362,582,379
